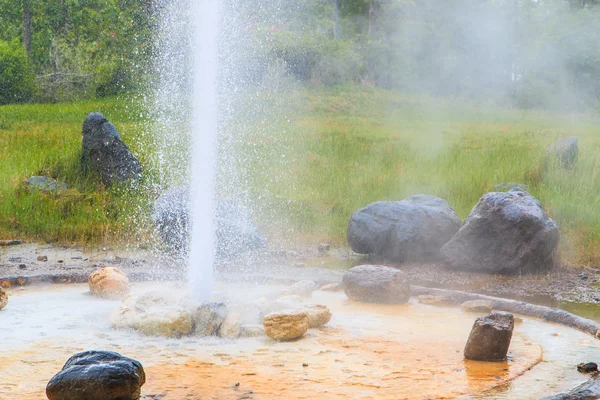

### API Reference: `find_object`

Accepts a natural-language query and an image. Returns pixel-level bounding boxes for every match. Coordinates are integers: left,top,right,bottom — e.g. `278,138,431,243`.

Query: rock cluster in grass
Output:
46,350,145,400
81,112,142,186
347,194,461,263
442,188,559,274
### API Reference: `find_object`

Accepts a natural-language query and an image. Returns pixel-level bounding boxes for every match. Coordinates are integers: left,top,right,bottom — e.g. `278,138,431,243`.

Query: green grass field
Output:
2,87,600,264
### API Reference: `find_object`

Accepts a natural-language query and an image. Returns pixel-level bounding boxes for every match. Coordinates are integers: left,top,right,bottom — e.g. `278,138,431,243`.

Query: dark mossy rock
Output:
46,350,145,400
81,112,142,186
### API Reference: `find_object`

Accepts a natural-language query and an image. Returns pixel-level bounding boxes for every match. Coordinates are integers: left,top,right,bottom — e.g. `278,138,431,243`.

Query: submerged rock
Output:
0,287,7,310
464,311,514,361
441,189,559,274
342,265,411,304
88,267,130,299
301,304,332,328
347,195,461,262
546,136,578,168
263,311,309,341
46,350,145,400
81,112,142,186
461,300,493,313
152,188,266,257
418,295,458,307
25,176,68,192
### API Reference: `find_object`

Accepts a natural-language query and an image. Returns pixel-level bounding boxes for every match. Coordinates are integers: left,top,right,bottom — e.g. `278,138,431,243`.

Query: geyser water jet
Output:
188,0,221,301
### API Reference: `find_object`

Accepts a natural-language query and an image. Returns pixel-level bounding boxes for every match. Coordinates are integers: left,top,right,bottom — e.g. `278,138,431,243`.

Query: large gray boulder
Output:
152,188,267,258
441,189,559,274
347,195,461,262
46,350,145,400
546,136,578,168
81,112,142,186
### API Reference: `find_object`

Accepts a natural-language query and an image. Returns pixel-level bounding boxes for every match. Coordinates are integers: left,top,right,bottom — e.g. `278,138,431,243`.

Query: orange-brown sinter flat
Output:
0,285,542,399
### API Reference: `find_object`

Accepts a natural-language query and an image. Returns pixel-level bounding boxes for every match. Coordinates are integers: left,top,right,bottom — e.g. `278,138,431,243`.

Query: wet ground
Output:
2,282,597,399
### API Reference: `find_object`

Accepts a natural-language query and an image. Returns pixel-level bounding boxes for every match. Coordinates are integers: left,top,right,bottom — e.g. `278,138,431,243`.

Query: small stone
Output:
37,255,48,262
301,304,332,328
219,312,242,338
318,243,331,255
577,362,598,373
464,312,514,361
263,311,309,341
418,295,458,307
0,240,22,246
239,324,265,338
342,265,411,304
58,260,64,263
0,287,8,310
88,267,130,299
302,363,308,367
461,300,493,313
18,264,27,269
25,176,68,192
283,280,317,298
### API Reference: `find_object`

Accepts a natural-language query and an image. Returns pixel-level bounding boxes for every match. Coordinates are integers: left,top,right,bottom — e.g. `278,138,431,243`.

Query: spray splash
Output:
188,0,222,301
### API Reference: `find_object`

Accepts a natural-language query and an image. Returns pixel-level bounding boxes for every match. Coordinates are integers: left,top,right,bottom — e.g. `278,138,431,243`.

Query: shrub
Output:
0,41,35,105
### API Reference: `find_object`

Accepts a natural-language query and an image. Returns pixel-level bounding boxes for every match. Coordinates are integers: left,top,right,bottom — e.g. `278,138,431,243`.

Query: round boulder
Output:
46,350,145,400
342,265,411,304
441,189,559,274
301,304,332,328
263,311,309,341
347,195,461,262
88,267,130,299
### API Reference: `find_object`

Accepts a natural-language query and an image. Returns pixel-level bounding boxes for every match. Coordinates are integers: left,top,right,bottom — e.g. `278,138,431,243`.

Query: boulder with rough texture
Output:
46,350,145,400
152,188,266,257
461,300,493,313
25,176,68,192
301,304,332,328
0,287,7,310
192,302,227,336
464,311,514,361
546,136,578,168
88,267,130,299
218,312,242,338
263,311,309,341
347,195,461,262
441,189,559,274
109,292,193,338
81,112,142,186
342,265,411,304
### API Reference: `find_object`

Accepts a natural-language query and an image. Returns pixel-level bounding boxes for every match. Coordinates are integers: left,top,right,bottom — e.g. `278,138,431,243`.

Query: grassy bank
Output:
1,87,600,264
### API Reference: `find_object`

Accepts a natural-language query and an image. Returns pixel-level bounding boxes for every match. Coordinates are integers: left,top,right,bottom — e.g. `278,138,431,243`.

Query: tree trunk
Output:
23,1,31,58
333,0,340,40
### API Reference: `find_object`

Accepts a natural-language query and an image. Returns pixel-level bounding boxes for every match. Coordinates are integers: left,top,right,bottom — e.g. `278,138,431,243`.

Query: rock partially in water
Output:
88,267,130,299
192,302,227,336
546,136,578,168
0,287,7,310
461,300,493,313
441,189,559,274
464,311,514,361
239,324,265,338
218,312,241,338
109,292,193,338
282,280,317,298
577,362,598,373
418,295,458,307
81,112,142,186
301,304,332,328
46,350,145,400
342,265,411,304
25,176,68,192
347,195,461,262
263,311,309,341
152,188,266,257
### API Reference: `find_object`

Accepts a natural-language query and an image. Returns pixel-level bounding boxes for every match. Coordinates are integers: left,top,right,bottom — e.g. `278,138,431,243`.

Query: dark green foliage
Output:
0,41,35,104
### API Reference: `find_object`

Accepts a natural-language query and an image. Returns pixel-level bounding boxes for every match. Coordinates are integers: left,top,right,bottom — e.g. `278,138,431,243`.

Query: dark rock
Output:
25,176,68,192
318,243,331,255
37,255,48,262
18,264,26,269
547,136,578,168
81,112,142,186
577,362,598,373
541,376,600,399
152,188,266,258
46,350,145,400
464,311,514,361
342,265,411,304
347,195,461,263
493,182,528,192
441,189,559,274
0,240,22,246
